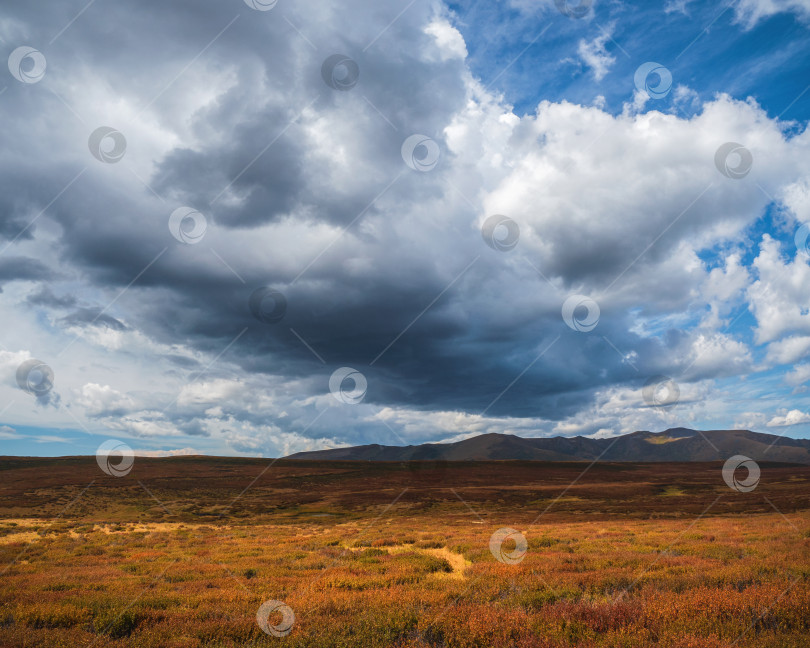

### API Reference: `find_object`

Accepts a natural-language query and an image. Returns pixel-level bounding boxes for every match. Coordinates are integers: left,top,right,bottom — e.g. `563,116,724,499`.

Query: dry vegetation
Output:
1,457,809,647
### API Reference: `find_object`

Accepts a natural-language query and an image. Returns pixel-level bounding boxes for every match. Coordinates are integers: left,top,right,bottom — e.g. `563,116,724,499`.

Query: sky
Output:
1,0,810,458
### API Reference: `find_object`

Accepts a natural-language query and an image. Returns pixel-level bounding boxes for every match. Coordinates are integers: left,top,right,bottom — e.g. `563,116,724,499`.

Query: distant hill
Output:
286,428,810,464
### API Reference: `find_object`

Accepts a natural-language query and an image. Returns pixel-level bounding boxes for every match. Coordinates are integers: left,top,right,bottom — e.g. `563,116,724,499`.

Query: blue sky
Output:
452,1,810,121
2,0,810,457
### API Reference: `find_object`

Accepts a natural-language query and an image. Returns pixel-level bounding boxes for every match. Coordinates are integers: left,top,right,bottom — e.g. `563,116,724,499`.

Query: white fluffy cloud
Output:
785,363,810,387
424,17,468,60
767,409,810,426
77,383,136,417
748,235,810,344
766,335,810,365
700,253,749,329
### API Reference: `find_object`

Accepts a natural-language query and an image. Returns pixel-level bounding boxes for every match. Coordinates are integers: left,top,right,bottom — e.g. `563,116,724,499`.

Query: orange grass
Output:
0,457,808,647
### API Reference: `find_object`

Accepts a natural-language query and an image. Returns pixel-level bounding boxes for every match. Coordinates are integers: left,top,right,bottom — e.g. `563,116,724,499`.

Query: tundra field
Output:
1,457,809,648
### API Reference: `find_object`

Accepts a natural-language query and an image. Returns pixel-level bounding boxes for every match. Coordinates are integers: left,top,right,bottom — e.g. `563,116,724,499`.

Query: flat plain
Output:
1,457,809,647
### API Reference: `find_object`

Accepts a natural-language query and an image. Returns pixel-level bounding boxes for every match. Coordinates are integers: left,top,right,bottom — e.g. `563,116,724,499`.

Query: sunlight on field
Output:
644,435,690,445
1,458,809,647
3,514,810,646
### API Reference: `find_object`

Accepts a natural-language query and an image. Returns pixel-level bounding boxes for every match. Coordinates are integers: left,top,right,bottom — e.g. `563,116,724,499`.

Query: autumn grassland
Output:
1,457,809,647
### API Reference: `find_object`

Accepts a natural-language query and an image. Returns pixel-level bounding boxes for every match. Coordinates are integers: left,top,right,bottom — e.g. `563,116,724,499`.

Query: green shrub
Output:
93,609,143,638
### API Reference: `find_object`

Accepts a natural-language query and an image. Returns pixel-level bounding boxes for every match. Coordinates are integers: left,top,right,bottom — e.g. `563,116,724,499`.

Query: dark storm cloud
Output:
0,257,55,289
112,257,658,421
26,286,77,309
166,354,201,369
0,208,35,243
176,419,210,437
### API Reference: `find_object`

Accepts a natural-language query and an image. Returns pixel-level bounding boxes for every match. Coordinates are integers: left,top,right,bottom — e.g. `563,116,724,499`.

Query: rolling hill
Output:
286,428,810,463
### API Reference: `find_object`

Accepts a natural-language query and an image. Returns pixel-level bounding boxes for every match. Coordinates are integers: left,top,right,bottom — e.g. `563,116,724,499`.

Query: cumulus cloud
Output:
766,336,810,365
748,235,810,344
700,253,749,329
77,383,137,418
424,17,468,60
767,409,810,427
785,363,810,387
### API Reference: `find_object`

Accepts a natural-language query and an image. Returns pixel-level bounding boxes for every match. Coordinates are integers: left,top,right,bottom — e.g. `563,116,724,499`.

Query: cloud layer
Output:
1,0,810,455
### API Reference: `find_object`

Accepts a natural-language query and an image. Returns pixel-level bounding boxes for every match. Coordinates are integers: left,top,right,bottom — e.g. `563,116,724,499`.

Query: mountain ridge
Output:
286,428,810,464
